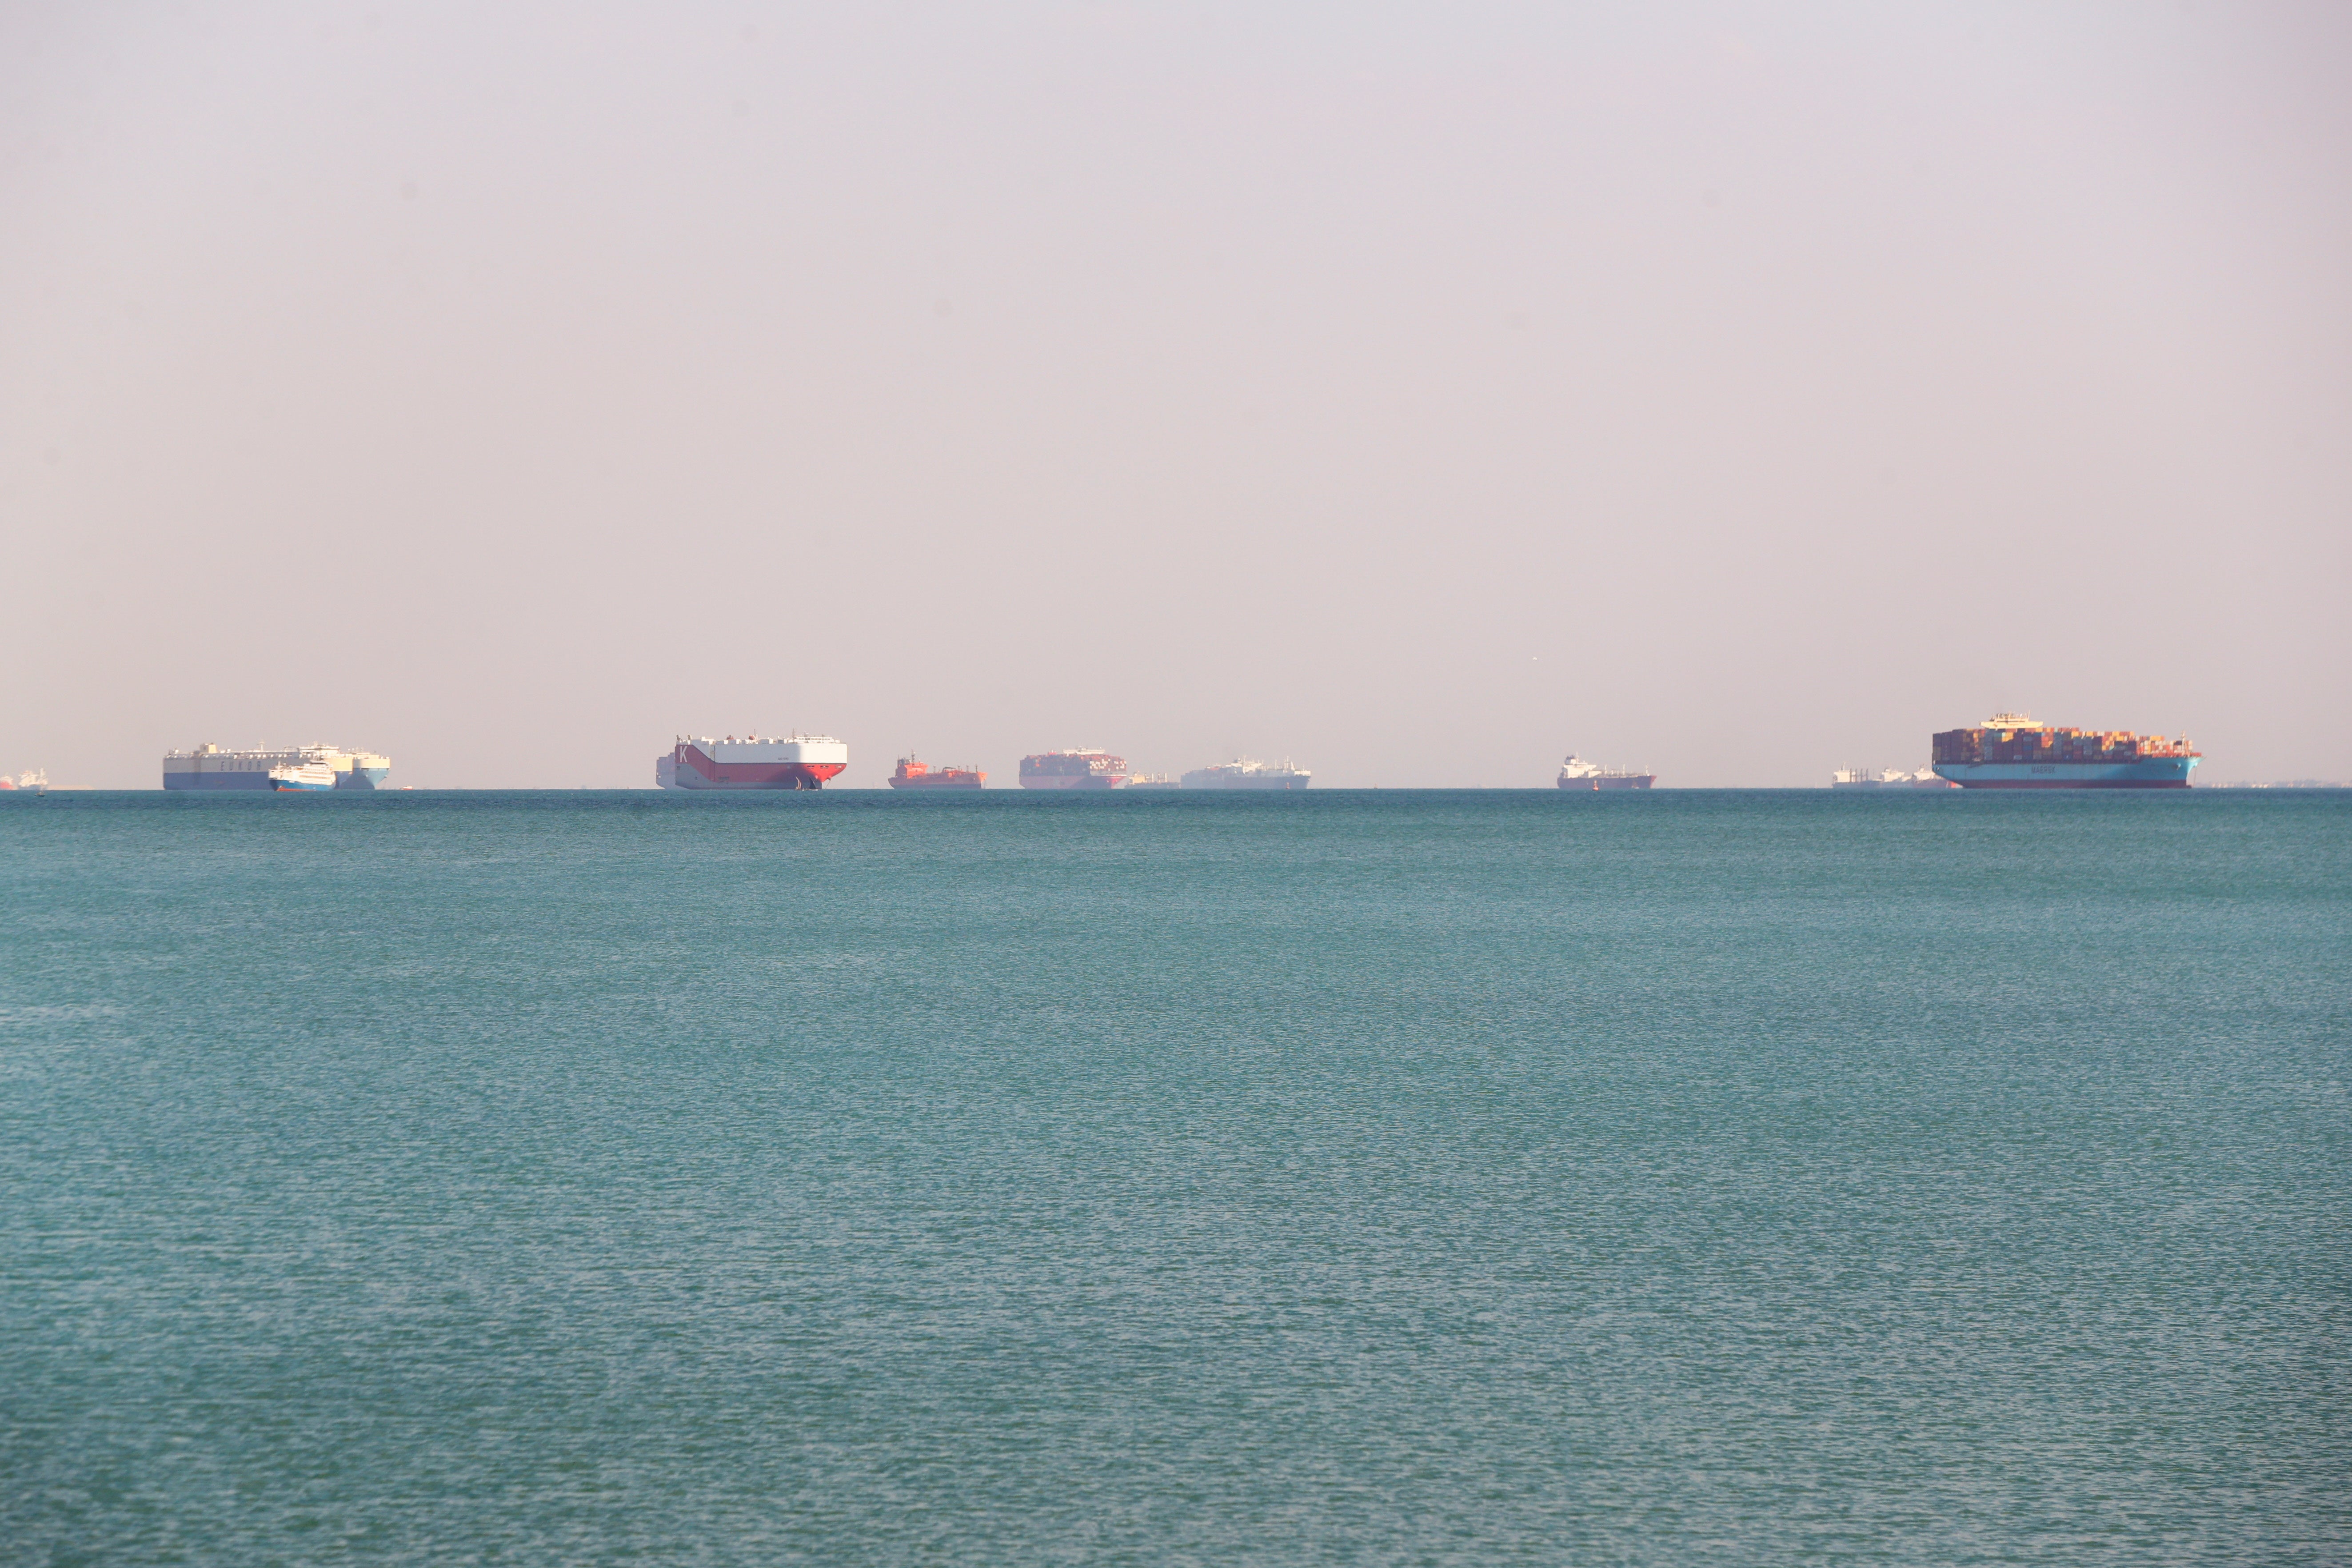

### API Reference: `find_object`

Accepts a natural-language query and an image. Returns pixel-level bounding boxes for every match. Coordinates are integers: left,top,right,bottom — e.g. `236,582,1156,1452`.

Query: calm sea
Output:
3,790,2346,1565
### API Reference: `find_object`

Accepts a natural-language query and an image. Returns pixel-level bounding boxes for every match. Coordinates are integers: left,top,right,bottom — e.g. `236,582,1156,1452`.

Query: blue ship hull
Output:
1933,758,2196,789
164,770,276,791
164,766,391,791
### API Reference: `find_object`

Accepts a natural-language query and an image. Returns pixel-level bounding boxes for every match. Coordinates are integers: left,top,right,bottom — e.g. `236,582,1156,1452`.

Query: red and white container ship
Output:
1018,750,1130,789
657,733,848,790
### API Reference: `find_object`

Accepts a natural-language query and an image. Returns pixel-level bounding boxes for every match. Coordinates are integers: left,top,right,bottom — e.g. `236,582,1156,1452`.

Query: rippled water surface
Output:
3,789,2347,1564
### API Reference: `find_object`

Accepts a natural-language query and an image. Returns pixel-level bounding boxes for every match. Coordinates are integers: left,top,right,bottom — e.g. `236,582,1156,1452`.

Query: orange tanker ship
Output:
889,755,986,790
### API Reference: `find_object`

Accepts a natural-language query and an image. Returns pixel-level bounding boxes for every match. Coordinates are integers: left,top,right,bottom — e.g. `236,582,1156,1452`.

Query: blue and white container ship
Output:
1930,713,2198,789
268,762,339,791
164,743,392,791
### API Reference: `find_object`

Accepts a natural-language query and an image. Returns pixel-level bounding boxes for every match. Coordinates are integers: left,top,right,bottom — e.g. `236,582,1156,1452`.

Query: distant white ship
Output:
1180,758,1311,790
1832,767,1957,790
268,762,339,792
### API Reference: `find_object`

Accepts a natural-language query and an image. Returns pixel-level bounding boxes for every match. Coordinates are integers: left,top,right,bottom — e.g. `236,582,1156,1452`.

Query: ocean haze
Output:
3,3,2348,787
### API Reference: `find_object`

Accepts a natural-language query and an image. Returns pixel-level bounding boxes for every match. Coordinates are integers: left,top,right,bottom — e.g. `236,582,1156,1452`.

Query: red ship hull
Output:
671,744,845,790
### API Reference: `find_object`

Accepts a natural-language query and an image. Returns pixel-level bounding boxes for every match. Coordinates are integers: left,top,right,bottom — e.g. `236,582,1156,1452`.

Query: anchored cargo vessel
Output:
1180,758,1311,790
164,744,391,791
888,755,985,790
658,734,847,790
1557,754,1654,790
1019,750,1130,790
1832,767,1957,790
1931,713,2198,789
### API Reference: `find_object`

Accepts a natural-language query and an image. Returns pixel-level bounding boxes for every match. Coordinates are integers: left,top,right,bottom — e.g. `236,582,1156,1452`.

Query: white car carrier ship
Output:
658,734,849,790
164,744,391,791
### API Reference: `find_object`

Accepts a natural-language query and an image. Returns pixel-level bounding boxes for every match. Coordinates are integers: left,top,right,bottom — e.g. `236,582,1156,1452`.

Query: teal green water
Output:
3,790,2347,1564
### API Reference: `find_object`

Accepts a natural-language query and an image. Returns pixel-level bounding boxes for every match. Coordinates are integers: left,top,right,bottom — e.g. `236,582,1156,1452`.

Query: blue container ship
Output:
1931,714,2198,789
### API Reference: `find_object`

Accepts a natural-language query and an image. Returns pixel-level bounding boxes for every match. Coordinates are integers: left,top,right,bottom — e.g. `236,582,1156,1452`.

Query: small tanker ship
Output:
658,733,848,790
889,756,985,790
1557,754,1655,790
1931,713,2197,788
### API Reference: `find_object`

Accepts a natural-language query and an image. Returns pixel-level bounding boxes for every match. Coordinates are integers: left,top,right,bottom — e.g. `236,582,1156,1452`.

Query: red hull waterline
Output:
674,745,846,790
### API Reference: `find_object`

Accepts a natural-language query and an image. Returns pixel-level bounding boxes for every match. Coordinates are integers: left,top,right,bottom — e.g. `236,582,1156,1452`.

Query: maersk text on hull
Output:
1931,760,2197,788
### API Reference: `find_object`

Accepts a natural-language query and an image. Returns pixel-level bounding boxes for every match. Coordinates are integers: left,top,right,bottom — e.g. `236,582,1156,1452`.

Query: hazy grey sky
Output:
5,2,2347,786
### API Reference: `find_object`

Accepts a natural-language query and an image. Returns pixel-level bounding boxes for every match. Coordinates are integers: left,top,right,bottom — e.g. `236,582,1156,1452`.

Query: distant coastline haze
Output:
4,3,2347,786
